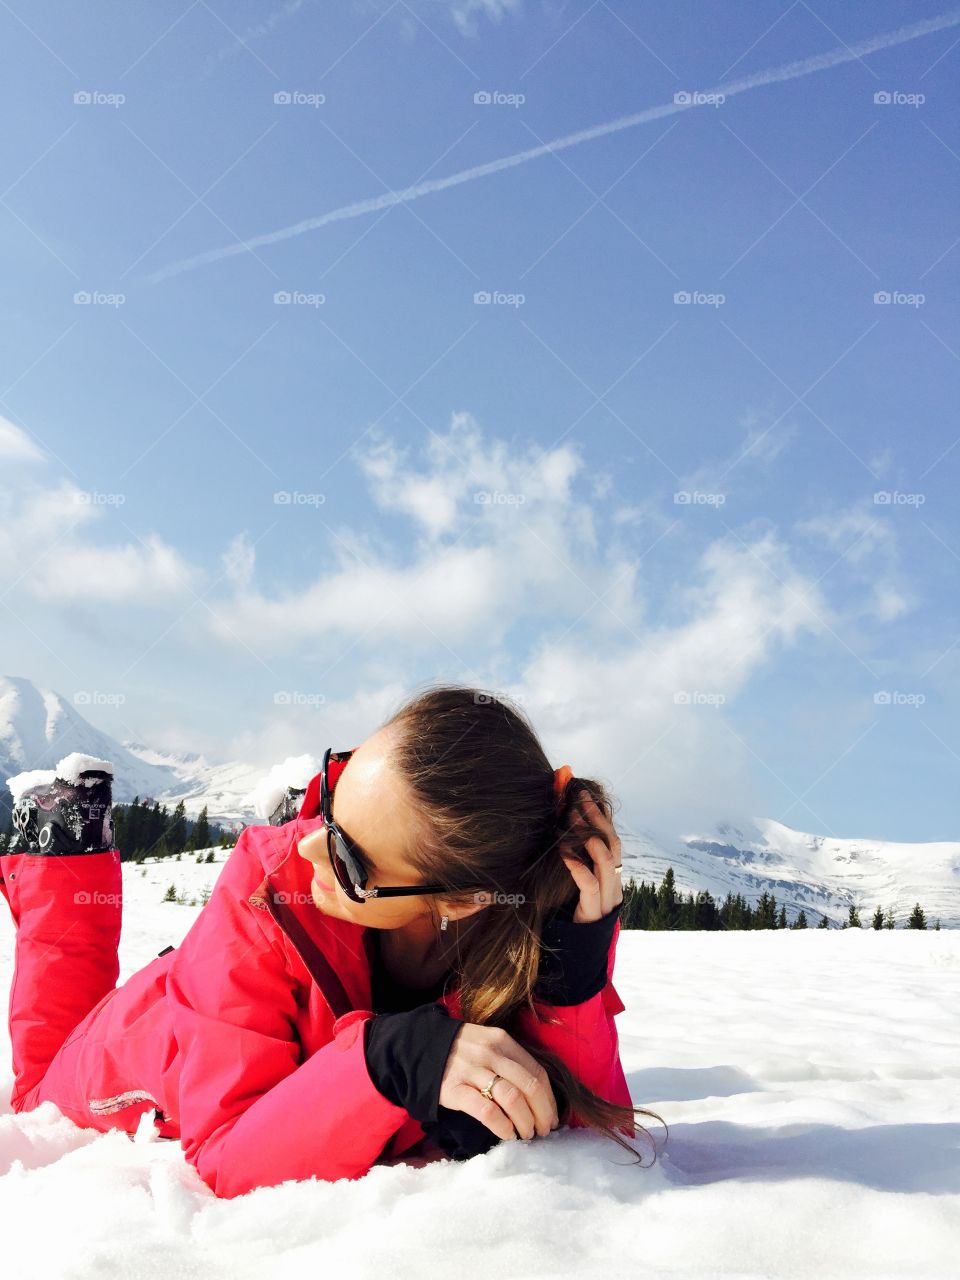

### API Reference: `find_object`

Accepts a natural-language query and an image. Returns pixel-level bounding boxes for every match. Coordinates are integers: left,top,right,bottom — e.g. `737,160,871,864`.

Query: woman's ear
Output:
443,897,490,924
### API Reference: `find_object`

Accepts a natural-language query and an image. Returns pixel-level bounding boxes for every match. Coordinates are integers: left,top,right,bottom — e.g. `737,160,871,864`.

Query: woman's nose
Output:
297,827,327,866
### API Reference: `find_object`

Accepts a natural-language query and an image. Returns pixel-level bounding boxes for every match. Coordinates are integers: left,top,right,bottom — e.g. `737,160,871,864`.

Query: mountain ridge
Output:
2,675,956,925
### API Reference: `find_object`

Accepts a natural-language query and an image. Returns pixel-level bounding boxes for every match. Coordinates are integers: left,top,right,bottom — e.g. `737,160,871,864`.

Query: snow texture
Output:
1,852,957,1279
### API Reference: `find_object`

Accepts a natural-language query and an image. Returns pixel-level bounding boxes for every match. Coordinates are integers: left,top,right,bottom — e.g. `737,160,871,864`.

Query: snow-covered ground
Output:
0,854,957,1280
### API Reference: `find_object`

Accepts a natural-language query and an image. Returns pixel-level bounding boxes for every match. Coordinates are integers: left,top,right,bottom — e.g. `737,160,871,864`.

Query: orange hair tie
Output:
553,764,573,803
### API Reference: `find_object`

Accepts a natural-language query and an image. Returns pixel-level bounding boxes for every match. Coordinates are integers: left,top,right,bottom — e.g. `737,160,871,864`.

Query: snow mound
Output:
247,754,321,821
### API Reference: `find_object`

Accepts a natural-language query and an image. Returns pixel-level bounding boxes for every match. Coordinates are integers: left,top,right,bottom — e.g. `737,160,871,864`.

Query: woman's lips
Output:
311,873,334,893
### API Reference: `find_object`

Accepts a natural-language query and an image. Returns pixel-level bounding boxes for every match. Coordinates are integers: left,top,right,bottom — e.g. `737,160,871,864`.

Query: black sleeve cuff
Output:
533,900,622,1005
419,1106,501,1160
363,1002,464,1125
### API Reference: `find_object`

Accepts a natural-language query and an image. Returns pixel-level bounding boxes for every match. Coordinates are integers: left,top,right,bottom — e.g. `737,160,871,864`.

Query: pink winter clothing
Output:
1,803,631,1199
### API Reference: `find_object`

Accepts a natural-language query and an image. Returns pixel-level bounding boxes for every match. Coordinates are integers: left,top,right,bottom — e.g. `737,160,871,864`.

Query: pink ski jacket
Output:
8,805,631,1199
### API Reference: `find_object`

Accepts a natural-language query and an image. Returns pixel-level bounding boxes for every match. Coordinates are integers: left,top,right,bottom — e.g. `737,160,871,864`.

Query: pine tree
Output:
652,868,680,930
188,805,210,852
165,801,188,856
848,904,861,928
777,905,787,929
163,883,177,903
817,915,830,929
934,918,941,931
871,905,884,930
884,907,896,930
908,903,926,930
794,909,808,929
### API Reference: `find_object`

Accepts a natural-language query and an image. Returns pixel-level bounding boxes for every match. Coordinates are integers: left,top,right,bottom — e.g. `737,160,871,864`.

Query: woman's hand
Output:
438,1022,560,1141
559,792,623,923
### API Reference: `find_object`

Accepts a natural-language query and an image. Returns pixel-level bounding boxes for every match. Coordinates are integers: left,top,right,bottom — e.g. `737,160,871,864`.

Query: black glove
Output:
533,900,622,1005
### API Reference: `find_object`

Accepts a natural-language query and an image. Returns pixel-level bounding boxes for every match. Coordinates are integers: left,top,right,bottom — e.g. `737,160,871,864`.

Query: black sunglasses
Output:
320,747,452,904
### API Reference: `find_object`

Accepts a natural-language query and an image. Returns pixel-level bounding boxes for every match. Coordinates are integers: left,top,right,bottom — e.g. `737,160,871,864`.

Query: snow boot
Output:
267,785,307,826
9,753,115,855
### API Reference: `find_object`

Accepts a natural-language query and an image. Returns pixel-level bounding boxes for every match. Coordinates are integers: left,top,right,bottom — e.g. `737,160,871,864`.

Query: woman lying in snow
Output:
0,684,664,1198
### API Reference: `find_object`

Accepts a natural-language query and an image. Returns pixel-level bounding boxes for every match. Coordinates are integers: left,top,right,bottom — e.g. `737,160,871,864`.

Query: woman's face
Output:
296,724,483,931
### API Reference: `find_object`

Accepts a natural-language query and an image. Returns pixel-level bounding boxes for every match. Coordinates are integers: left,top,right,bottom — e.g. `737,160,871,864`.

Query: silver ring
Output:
479,1072,502,1101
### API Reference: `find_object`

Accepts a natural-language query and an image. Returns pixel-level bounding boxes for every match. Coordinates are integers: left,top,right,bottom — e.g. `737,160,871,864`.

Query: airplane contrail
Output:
144,8,960,284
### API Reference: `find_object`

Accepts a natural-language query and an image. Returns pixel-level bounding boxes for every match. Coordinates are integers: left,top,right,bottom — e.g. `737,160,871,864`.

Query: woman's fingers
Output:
439,1024,560,1140
565,793,623,919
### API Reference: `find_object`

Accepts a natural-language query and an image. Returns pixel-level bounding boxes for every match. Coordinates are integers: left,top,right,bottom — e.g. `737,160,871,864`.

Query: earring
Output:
440,914,449,931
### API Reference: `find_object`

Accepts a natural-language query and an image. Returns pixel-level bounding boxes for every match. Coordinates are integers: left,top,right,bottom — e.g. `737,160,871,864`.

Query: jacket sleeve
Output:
166,832,411,1199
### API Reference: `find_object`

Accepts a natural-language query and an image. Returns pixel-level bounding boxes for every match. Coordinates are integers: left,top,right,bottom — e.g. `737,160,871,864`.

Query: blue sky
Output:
1,0,958,842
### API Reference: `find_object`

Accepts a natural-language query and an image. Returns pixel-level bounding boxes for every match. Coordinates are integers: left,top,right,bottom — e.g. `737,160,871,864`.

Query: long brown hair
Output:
381,682,667,1165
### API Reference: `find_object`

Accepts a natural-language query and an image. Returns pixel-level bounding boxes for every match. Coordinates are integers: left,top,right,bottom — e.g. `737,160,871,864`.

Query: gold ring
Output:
479,1072,502,1101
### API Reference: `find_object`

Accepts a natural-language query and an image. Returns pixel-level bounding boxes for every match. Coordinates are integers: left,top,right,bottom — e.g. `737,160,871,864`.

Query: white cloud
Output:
447,0,523,38
0,416,45,464
0,448,200,606
796,505,914,624
221,532,256,591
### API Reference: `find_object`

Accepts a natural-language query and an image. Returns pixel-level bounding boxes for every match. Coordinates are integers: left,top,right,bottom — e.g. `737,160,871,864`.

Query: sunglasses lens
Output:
327,826,364,900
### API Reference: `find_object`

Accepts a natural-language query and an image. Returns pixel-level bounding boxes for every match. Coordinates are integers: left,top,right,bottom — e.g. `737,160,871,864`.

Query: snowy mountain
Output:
620,817,960,929
1,675,957,925
0,676,262,830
